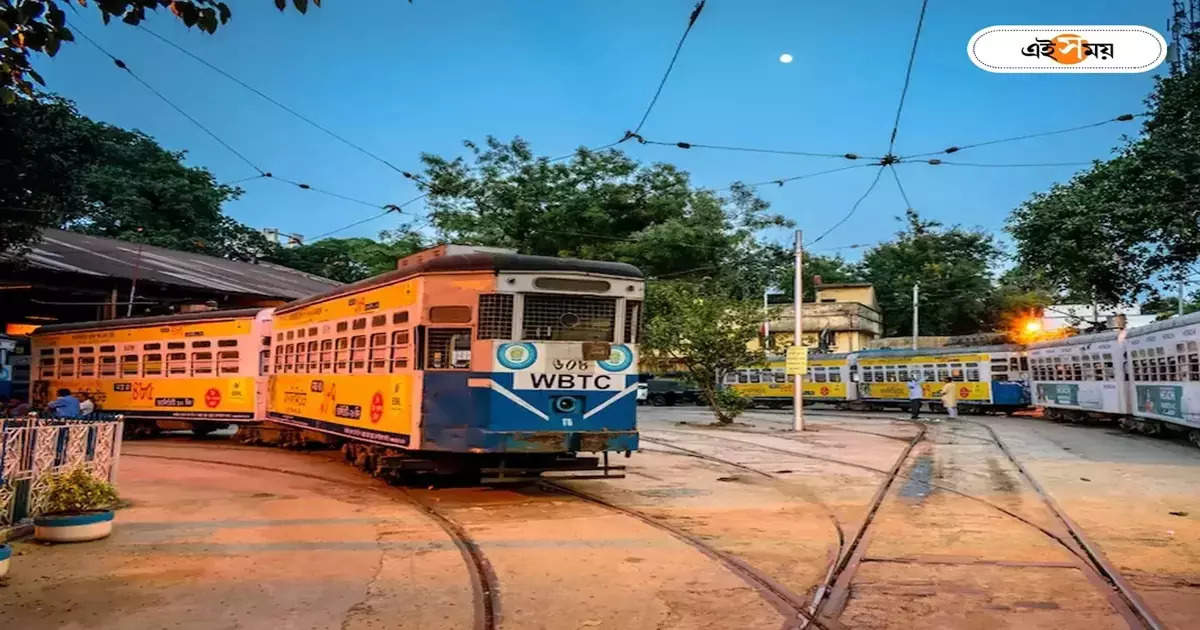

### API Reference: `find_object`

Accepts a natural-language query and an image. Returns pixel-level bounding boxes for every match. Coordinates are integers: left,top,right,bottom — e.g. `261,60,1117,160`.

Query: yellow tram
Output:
723,353,853,408
30,308,272,435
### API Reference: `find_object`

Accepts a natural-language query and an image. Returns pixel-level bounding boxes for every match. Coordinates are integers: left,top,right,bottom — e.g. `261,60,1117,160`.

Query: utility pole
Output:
763,288,770,345
1179,278,1186,317
793,229,804,432
911,282,919,350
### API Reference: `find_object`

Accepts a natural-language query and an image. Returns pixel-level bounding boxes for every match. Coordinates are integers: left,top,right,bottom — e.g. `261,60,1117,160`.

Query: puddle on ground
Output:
899,455,935,501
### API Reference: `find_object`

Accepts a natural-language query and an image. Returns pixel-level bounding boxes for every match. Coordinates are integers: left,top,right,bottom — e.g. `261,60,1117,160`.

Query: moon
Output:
779,53,794,64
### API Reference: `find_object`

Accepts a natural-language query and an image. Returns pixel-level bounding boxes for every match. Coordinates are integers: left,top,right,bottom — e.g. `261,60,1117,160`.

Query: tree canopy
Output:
266,230,425,283
1,94,273,261
2,0,318,103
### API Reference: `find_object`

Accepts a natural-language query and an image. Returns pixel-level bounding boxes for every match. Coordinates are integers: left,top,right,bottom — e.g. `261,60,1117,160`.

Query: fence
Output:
0,415,123,527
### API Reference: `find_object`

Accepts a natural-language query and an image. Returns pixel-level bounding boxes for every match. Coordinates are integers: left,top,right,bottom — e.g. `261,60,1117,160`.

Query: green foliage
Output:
40,466,119,515
774,251,865,301
267,229,426,283
642,280,771,424
1,0,320,103
860,210,1001,337
1008,64,1200,305
1,94,274,261
419,136,791,293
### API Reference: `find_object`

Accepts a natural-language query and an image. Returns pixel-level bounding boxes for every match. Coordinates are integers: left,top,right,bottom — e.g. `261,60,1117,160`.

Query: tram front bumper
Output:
478,430,639,453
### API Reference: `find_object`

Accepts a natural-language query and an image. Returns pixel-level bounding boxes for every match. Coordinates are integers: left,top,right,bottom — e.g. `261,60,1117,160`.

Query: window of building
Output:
478,294,514,339
192,351,214,375
297,328,306,339
218,351,239,374
168,352,188,375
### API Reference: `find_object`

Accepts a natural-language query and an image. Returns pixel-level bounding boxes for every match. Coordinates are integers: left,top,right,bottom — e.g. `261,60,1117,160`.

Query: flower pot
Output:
0,543,10,577
33,510,115,543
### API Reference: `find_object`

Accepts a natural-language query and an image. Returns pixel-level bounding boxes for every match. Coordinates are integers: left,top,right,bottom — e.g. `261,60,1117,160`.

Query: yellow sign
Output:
785,346,807,375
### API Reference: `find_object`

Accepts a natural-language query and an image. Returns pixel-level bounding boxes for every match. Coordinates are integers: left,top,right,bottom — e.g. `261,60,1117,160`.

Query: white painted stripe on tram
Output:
584,383,639,419
468,378,550,421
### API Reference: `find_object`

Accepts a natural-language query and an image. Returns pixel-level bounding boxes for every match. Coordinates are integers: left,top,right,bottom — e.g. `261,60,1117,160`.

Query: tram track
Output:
123,452,501,630
641,421,1167,628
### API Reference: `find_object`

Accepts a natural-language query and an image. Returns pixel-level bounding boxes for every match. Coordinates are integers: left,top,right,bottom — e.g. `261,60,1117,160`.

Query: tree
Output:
860,210,1001,337
1,94,273,261
267,229,426,283
419,136,791,290
1007,49,1200,304
773,251,864,301
2,0,319,103
642,280,772,424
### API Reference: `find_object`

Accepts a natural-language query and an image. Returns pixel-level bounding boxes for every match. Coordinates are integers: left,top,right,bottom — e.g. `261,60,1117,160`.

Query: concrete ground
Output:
2,407,1197,629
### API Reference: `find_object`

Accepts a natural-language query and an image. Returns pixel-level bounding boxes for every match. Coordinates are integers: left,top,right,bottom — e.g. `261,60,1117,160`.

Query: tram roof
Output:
277,252,643,314
32,307,263,335
1029,329,1121,349
855,344,1024,359
1124,309,1200,338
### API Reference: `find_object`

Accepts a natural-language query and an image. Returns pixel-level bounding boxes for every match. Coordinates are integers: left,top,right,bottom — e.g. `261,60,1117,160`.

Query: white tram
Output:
1124,311,1200,444
1028,331,1129,422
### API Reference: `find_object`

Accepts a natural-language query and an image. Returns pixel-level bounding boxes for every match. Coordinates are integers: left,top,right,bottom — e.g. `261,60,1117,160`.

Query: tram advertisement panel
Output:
1136,385,1183,419
269,373,415,446
865,381,990,401
36,376,255,418
1037,383,1079,406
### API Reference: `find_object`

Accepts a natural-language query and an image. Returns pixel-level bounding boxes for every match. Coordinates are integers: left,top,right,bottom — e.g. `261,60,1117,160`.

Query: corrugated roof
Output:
17,229,340,299
34,307,264,335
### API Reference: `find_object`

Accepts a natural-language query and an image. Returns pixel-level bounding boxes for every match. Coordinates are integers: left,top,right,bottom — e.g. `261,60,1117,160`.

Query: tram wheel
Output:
190,423,216,437
1189,430,1200,449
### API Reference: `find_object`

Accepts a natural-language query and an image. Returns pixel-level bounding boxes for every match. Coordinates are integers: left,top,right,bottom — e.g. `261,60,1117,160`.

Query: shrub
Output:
40,467,119,515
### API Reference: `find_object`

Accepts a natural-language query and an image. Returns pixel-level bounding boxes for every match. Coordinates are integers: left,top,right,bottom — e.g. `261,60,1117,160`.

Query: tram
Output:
30,308,272,436
266,248,644,480
724,353,854,408
1027,331,1127,422
1124,310,1200,444
853,345,1029,414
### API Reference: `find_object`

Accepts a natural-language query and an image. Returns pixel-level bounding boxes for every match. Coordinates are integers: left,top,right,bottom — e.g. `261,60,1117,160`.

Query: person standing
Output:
47,388,81,418
906,375,923,419
939,380,960,418
77,392,96,417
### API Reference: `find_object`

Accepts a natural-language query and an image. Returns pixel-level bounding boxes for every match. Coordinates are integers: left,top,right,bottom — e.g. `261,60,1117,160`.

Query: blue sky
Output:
36,0,1170,260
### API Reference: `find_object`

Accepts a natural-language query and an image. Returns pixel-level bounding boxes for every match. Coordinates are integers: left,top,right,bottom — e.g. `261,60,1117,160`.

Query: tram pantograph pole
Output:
793,229,804,432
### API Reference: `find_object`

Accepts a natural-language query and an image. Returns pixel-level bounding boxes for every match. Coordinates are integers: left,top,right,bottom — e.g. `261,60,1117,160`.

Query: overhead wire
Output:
629,0,706,135
919,160,1097,168
137,25,417,178
637,139,880,161
900,114,1139,159
807,166,888,246
886,0,930,154
888,164,913,209
73,26,265,175
308,192,428,240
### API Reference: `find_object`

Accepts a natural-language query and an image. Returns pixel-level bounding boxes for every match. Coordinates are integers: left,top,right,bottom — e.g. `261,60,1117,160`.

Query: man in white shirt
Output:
77,392,96,417
906,376,923,419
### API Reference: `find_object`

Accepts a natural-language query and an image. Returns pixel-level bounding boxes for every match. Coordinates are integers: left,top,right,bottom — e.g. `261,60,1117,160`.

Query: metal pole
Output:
793,229,804,432
1179,279,1185,317
763,288,770,345
126,241,144,318
911,282,919,350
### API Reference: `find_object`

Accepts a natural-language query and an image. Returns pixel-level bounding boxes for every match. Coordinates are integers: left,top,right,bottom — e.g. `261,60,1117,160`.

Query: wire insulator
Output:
944,146,960,153
263,172,273,178
927,159,942,165
844,153,858,160
1116,113,1134,121
114,59,127,69
298,184,311,189
676,142,691,149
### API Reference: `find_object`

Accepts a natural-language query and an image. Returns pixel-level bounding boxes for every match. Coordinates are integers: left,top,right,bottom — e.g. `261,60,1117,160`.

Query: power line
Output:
886,0,930,154
630,0,706,135
888,164,913,209
74,26,265,175
738,163,878,191
268,175,395,210
221,174,268,186
638,139,879,161
308,193,428,240
922,159,1096,168
808,166,888,246
137,25,418,179
900,114,1138,159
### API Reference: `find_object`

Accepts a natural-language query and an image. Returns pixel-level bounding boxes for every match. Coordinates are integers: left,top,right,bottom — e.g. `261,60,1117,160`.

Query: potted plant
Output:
33,467,119,543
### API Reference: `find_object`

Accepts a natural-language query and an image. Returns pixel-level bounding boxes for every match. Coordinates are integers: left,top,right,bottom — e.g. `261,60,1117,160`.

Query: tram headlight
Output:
553,396,579,413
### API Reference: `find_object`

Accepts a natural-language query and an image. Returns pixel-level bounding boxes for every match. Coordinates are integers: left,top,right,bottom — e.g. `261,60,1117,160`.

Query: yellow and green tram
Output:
724,353,854,408
853,345,1030,413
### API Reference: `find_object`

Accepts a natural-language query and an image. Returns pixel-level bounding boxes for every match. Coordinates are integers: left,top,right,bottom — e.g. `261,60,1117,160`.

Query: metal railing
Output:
0,414,124,527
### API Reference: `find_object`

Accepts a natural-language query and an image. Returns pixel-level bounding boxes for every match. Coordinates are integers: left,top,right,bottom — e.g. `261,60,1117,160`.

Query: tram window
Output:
1103,354,1115,380
296,328,305,340
393,311,409,325
336,322,349,333
121,354,140,376
770,369,784,384
320,340,334,372
168,353,187,375
99,355,117,376
274,347,284,372
78,356,96,377
1081,358,1092,381
99,345,115,353
749,370,761,383
1189,341,1199,352
168,342,185,350
286,330,294,340
429,306,472,324
306,341,319,372
144,354,163,375
937,365,949,381
335,338,349,372
814,370,827,383
950,366,965,382
218,339,238,348
277,333,284,342
366,315,384,329
39,347,54,357
351,318,367,331
862,370,873,383
829,371,842,383
896,368,908,381
523,294,616,342
283,344,295,372
478,294,515,339
426,328,472,370
144,343,161,351
966,363,980,381
1190,354,1200,381
624,300,642,344
307,327,318,337
350,335,368,371
724,372,739,385
39,356,55,378
192,340,211,348
1165,357,1177,381
192,352,214,375
218,351,239,374
737,371,749,384
59,357,75,377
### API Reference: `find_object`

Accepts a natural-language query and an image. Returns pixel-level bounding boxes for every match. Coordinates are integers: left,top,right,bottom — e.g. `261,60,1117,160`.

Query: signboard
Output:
1136,385,1183,419
1037,383,1079,406
785,346,807,375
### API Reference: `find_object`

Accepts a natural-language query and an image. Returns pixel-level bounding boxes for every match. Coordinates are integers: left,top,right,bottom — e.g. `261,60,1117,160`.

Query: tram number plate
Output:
552,359,591,373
